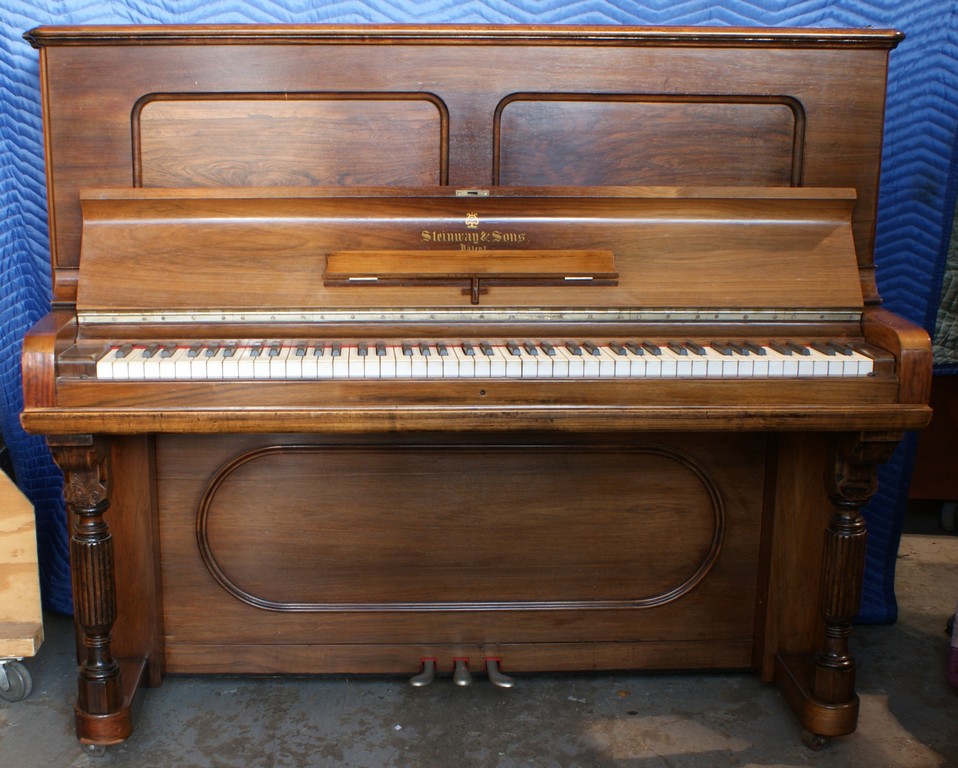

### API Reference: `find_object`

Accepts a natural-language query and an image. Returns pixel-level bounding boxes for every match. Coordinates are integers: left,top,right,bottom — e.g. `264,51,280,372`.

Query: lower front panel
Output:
155,433,767,675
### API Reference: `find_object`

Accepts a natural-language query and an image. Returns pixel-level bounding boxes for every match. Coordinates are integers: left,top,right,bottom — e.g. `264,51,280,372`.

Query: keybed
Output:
94,339,875,381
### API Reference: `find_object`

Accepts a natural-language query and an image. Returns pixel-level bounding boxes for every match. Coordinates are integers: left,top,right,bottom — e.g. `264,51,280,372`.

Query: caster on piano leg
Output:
801,730,830,751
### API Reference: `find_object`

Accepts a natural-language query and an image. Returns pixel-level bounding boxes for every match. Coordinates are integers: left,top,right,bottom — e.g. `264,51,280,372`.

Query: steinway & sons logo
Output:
421,211,528,251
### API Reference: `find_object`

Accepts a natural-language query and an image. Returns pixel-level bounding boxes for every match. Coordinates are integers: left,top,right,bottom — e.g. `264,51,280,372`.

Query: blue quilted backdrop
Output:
1,1,956,621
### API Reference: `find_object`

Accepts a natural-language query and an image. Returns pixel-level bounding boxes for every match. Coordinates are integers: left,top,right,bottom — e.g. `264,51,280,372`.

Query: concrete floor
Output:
1,532,956,768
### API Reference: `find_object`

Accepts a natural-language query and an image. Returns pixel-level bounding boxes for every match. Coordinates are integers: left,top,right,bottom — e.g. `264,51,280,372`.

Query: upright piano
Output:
20,25,931,750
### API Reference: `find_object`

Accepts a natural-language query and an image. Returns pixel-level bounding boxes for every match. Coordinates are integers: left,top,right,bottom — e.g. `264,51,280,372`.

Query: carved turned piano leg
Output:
775,431,901,745
50,436,144,748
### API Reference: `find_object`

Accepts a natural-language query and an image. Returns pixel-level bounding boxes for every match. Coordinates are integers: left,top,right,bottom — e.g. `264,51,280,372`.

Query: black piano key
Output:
142,344,160,359
684,340,707,356
742,340,766,356
331,342,342,357
667,341,688,356
418,342,431,357
506,341,521,356
223,344,237,358
437,343,449,356
711,342,733,356
608,342,627,356
462,342,476,356
115,343,133,359
539,341,556,356
313,343,325,357
624,341,644,355
769,341,792,356
828,340,854,356
205,344,221,357
726,341,749,356
249,344,263,357
376,342,387,357
565,341,582,356
480,341,494,356
268,343,281,357
785,340,811,356
357,342,368,357
295,344,307,357
583,341,600,356
641,341,662,356
810,340,836,356
522,341,539,356
187,343,203,358
160,344,177,358
402,342,414,357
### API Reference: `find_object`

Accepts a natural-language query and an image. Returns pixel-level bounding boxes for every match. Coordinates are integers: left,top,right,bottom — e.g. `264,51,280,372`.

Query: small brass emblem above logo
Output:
464,212,480,229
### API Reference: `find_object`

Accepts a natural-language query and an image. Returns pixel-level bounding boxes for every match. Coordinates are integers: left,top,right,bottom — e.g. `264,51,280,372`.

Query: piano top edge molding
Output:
22,25,905,50
77,185,859,203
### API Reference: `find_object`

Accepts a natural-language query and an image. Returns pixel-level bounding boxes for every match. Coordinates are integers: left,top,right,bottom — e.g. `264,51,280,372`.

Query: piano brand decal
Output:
421,212,528,250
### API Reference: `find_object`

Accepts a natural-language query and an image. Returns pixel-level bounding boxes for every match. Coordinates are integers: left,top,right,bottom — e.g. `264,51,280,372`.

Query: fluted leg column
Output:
814,432,898,704
53,436,122,714
49,435,145,749
775,430,902,744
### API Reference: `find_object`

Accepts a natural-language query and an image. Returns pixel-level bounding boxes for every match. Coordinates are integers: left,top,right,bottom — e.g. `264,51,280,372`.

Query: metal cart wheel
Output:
0,660,33,702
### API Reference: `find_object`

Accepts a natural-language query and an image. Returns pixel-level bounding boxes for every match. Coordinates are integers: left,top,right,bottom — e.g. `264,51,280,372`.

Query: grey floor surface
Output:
1,532,956,768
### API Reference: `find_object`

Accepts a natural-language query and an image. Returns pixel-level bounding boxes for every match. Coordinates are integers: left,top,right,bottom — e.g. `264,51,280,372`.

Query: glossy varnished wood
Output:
27,25,900,305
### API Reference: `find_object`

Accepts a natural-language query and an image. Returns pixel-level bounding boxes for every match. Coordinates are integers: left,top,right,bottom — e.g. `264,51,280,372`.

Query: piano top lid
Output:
24,24,905,49
74,185,865,324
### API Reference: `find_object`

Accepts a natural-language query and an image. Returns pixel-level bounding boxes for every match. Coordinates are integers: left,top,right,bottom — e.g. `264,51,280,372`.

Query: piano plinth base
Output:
774,653,859,739
75,658,148,750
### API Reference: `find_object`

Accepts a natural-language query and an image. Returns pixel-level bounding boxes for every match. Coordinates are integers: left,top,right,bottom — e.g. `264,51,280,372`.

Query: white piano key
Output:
142,348,162,379
501,345,522,377
126,348,149,380
554,346,585,377
315,349,335,378
425,345,444,378
409,346,428,378
96,349,117,380
591,346,616,378
268,347,292,379
395,346,414,378
300,348,319,378
346,346,366,379
158,347,187,380
848,350,874,376
219,346,241,379
379,346,398,378
358,346,379,379
486,346,506,377
661,348,691,377
438,345,460,378
685,348,709,377
331,347,350,379
234,347,254,378
253,347,275,379
451,346,474,378
538,346,563,377
532,347,554,378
